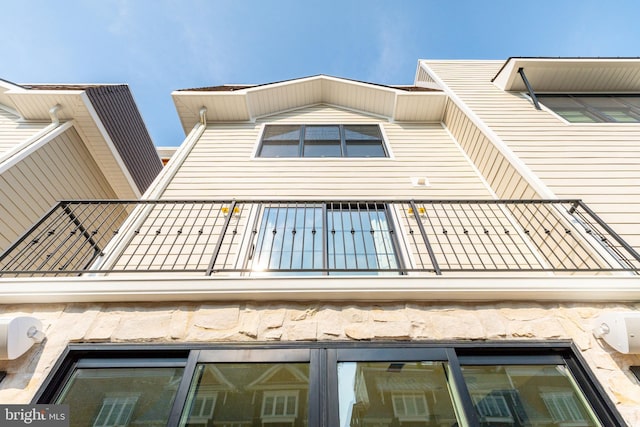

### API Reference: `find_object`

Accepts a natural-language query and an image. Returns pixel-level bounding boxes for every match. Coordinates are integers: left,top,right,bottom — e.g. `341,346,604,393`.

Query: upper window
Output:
257,125,388,158
538,95,640,123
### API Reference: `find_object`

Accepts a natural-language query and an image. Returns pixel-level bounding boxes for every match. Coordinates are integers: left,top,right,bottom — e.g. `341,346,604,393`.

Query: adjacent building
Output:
0,59,639,427
0,79,162,252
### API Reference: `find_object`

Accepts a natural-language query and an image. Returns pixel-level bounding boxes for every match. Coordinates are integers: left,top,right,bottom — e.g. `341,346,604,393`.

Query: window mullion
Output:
339,124,346,157
445,348,481,426
299,125,305,157
166,350,201,427
310,348,330,427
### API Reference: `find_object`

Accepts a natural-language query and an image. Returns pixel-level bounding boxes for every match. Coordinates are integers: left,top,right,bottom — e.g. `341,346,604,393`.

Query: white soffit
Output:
0,80,23,111
4,88,138,198
172,75,447,131
493,58,640,92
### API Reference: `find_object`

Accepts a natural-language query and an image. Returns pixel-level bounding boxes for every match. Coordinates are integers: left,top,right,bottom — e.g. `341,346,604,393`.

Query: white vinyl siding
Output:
161,104,492,200
0,126,116,251
0,106,48,158
426,61,640,248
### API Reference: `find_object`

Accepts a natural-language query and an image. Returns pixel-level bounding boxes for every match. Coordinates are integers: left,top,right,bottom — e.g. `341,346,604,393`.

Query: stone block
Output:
239,310,260,339
260,309,286,329
84,312,121,341
371,321,412,340
113,312,172,341
345,323,374,340
192,305,240,330
285,322,317,341
342,307,368,323
371,307,409,322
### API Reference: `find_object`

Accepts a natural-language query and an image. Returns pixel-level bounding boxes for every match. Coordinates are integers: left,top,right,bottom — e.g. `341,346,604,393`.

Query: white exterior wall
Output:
0,106,48,158
162,104,493,200
425,60,640,248
0,126,117,250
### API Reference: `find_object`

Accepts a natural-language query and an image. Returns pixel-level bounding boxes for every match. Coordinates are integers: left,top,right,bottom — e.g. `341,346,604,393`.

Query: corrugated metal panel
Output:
0,126,116,251
86,85,162,194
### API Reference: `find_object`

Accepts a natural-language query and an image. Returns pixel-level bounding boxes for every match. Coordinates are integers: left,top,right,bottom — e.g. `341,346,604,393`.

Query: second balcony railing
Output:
1,199,639,277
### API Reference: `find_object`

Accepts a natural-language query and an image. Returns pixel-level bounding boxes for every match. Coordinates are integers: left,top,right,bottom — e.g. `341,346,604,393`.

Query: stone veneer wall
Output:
1,302,639,424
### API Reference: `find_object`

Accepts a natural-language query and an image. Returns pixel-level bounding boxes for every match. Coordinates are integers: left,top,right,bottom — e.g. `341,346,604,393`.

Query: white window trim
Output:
391,393,429,421
93,393,139,427
261,390,299,423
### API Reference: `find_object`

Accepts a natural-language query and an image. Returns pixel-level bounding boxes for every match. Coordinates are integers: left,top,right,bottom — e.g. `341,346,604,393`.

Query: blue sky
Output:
2,0,640,147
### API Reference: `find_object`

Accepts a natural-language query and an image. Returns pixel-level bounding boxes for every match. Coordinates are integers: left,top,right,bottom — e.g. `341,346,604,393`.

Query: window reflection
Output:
55,367,184,427
460,365,601,427
338,362,460,427
180,363,309,427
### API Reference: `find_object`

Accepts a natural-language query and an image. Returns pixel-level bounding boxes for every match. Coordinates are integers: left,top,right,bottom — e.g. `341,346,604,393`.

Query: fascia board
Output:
0,275,638,304
0,81,25,111
492,58,518,90
393,92,448,122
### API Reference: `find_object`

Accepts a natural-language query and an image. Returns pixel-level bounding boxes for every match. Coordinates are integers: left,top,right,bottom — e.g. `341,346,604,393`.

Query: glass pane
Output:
55,367,184,427
304,140,342,157
578,96,625,108
538,96,584,109
599,109,640,123
619,96,640,108
338,361,460,427
260,141,299,157
260,126,301,157
304,125,340,141
556,110,600,123
343,125,383,141
263,125,301,141
344,125,386,157
251,206,323,275
303,126,342,157
327,205,398,273
345,141,386,157
180,363,309,426
460,365,601,426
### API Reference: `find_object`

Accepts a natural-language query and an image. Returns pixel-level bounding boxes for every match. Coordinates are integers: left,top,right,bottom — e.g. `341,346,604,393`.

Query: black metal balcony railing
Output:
1,200,639,277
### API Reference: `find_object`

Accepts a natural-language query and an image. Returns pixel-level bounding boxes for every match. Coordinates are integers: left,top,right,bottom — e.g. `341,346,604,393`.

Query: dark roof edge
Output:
85,85,162,194
177,75,441,93
20,83,127,91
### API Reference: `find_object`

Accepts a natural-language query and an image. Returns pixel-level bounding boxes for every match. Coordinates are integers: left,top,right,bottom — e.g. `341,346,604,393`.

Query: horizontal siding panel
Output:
162,104,493,200
0,107,48,158
0,126,117,251
442,99,539,200
428,60,640,248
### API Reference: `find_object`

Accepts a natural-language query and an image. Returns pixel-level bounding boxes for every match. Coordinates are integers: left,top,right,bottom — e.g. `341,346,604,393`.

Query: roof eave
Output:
172,75,447,131
493,57,640,92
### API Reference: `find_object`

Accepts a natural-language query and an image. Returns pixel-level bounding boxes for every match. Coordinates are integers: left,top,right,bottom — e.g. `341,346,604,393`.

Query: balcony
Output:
1,200,639,277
